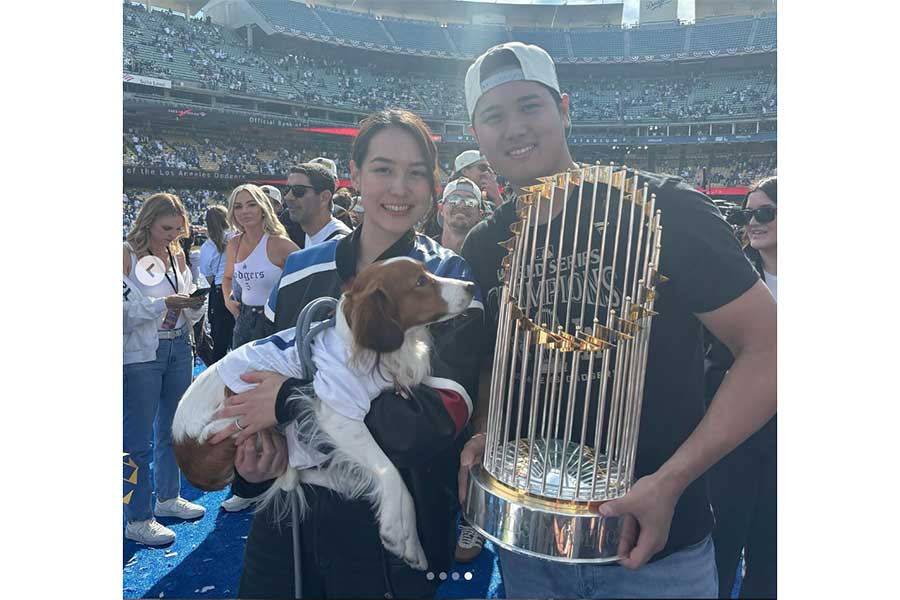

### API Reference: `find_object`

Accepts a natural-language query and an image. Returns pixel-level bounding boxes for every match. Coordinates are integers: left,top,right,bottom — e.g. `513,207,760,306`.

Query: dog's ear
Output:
348,287,405,353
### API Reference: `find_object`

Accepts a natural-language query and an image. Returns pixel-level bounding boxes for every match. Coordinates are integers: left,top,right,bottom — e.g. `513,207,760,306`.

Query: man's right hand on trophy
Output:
457,432,486,504
593,471,682,570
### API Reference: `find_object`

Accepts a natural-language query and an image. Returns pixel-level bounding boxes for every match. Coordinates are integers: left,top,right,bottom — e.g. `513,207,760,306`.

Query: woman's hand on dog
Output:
208,371,288,446
234,429,288,483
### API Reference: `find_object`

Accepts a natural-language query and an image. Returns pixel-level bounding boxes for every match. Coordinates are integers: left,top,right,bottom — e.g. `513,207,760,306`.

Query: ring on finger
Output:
235,419,246,432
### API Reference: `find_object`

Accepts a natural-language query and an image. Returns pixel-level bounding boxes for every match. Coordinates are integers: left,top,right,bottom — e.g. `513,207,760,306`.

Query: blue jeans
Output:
232,303,264,349
498,535,718,599
123,330,193,522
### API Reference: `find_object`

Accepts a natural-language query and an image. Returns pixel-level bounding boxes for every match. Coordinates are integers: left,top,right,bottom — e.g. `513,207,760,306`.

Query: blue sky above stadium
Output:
454,0,695,25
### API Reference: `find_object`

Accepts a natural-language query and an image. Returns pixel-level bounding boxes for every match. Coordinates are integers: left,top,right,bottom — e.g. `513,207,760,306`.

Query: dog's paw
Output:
378,482,428,571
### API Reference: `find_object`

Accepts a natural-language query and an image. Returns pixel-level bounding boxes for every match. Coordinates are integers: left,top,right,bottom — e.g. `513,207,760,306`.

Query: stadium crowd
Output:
123,129,353,179
123,3,776,122
123,130,775,233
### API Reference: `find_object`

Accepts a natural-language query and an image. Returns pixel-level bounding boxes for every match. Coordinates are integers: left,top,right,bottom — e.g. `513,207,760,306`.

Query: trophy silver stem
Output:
468,165,665,562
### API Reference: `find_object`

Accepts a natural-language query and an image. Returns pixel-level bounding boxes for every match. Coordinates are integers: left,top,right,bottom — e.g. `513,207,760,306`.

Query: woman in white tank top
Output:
222,184,298,349
219,184,299,512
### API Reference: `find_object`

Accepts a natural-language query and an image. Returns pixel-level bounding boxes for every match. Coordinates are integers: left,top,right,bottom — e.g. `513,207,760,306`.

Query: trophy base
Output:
463,462,630,563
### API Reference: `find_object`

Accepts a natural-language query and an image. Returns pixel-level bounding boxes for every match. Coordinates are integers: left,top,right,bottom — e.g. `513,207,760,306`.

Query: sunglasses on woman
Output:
727,206,777,226
283,184,316,198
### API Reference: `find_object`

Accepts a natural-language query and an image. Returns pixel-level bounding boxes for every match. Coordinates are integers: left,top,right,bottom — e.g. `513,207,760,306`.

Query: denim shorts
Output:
233,303,264,349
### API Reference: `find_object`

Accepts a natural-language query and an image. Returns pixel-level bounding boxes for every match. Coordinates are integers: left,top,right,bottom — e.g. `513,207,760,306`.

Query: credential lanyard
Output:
164,247,180,293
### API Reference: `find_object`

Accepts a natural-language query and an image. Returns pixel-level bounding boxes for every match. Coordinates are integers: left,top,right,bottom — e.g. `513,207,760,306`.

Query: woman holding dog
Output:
123,193,208,546
208,109,485,599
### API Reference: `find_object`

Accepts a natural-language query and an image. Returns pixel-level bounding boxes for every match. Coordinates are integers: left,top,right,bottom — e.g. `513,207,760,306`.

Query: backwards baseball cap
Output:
465,42,561,122
441,177,482,205
309,157,338,178
454,150,486,173
259,185,282,207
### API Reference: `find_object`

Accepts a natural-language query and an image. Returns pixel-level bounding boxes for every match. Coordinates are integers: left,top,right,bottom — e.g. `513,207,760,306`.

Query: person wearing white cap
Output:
452,149,503,209
259,185,283,214
309,156,338,178
436,177,483,255
457,42,776,599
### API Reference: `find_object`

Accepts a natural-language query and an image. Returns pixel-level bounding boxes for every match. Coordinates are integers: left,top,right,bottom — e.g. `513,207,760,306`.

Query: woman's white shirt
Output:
199,234,231,285
123,242,204,364
763,271,777,301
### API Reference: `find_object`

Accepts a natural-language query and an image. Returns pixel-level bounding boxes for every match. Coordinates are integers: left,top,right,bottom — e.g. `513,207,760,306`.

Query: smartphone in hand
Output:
190,287,211,298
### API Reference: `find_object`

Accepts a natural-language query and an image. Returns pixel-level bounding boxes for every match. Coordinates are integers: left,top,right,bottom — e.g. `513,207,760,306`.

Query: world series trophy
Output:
464,163,665,562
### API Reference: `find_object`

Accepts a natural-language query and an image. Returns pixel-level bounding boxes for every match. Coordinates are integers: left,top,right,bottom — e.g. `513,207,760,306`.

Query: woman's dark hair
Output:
205,205,229,253
351,109,440,206
742,175,777,209
333,188,353,211
740,175,777,268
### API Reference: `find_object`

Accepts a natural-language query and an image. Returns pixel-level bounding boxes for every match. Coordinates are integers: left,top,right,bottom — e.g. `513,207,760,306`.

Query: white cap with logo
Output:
441,177,481,205
309,157,338,178
259,185,282,206
454,150,486,173
464,42,560,121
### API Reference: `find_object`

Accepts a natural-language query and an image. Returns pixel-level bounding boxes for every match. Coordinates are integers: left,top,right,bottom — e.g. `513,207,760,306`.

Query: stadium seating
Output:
754,15,777,48
240,3,775,61
248,0,332,38
508,28,570,60
690,18,755,53
628,24,687,58
123,3,776,123
569,27,626,60
315,7,392,47
446,24,510,57
382,17,455,55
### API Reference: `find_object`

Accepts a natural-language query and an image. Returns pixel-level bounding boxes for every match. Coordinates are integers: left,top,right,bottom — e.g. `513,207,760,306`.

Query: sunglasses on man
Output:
727,206,777,226
443,195,481,208
283,184,317,198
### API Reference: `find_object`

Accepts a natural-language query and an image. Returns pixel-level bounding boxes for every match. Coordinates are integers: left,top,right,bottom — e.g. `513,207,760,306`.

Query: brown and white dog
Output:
172,257,475,570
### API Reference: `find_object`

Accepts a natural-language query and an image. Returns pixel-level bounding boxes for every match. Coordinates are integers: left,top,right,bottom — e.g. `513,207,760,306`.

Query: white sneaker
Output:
455,524,486,563
125,518,176,546
220,495,256,512
154,497,206,520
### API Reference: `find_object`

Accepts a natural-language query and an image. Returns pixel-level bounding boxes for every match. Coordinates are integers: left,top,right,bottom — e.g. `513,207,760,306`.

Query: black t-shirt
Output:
461,169,760,562
278,209,306,249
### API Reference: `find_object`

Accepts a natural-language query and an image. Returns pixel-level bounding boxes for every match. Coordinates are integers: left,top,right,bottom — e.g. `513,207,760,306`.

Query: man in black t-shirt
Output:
458,42,776,598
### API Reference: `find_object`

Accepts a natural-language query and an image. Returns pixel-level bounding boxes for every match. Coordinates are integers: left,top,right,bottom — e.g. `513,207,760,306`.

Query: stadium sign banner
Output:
123,72,172,89
247,115,308,129
124,166,245,183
